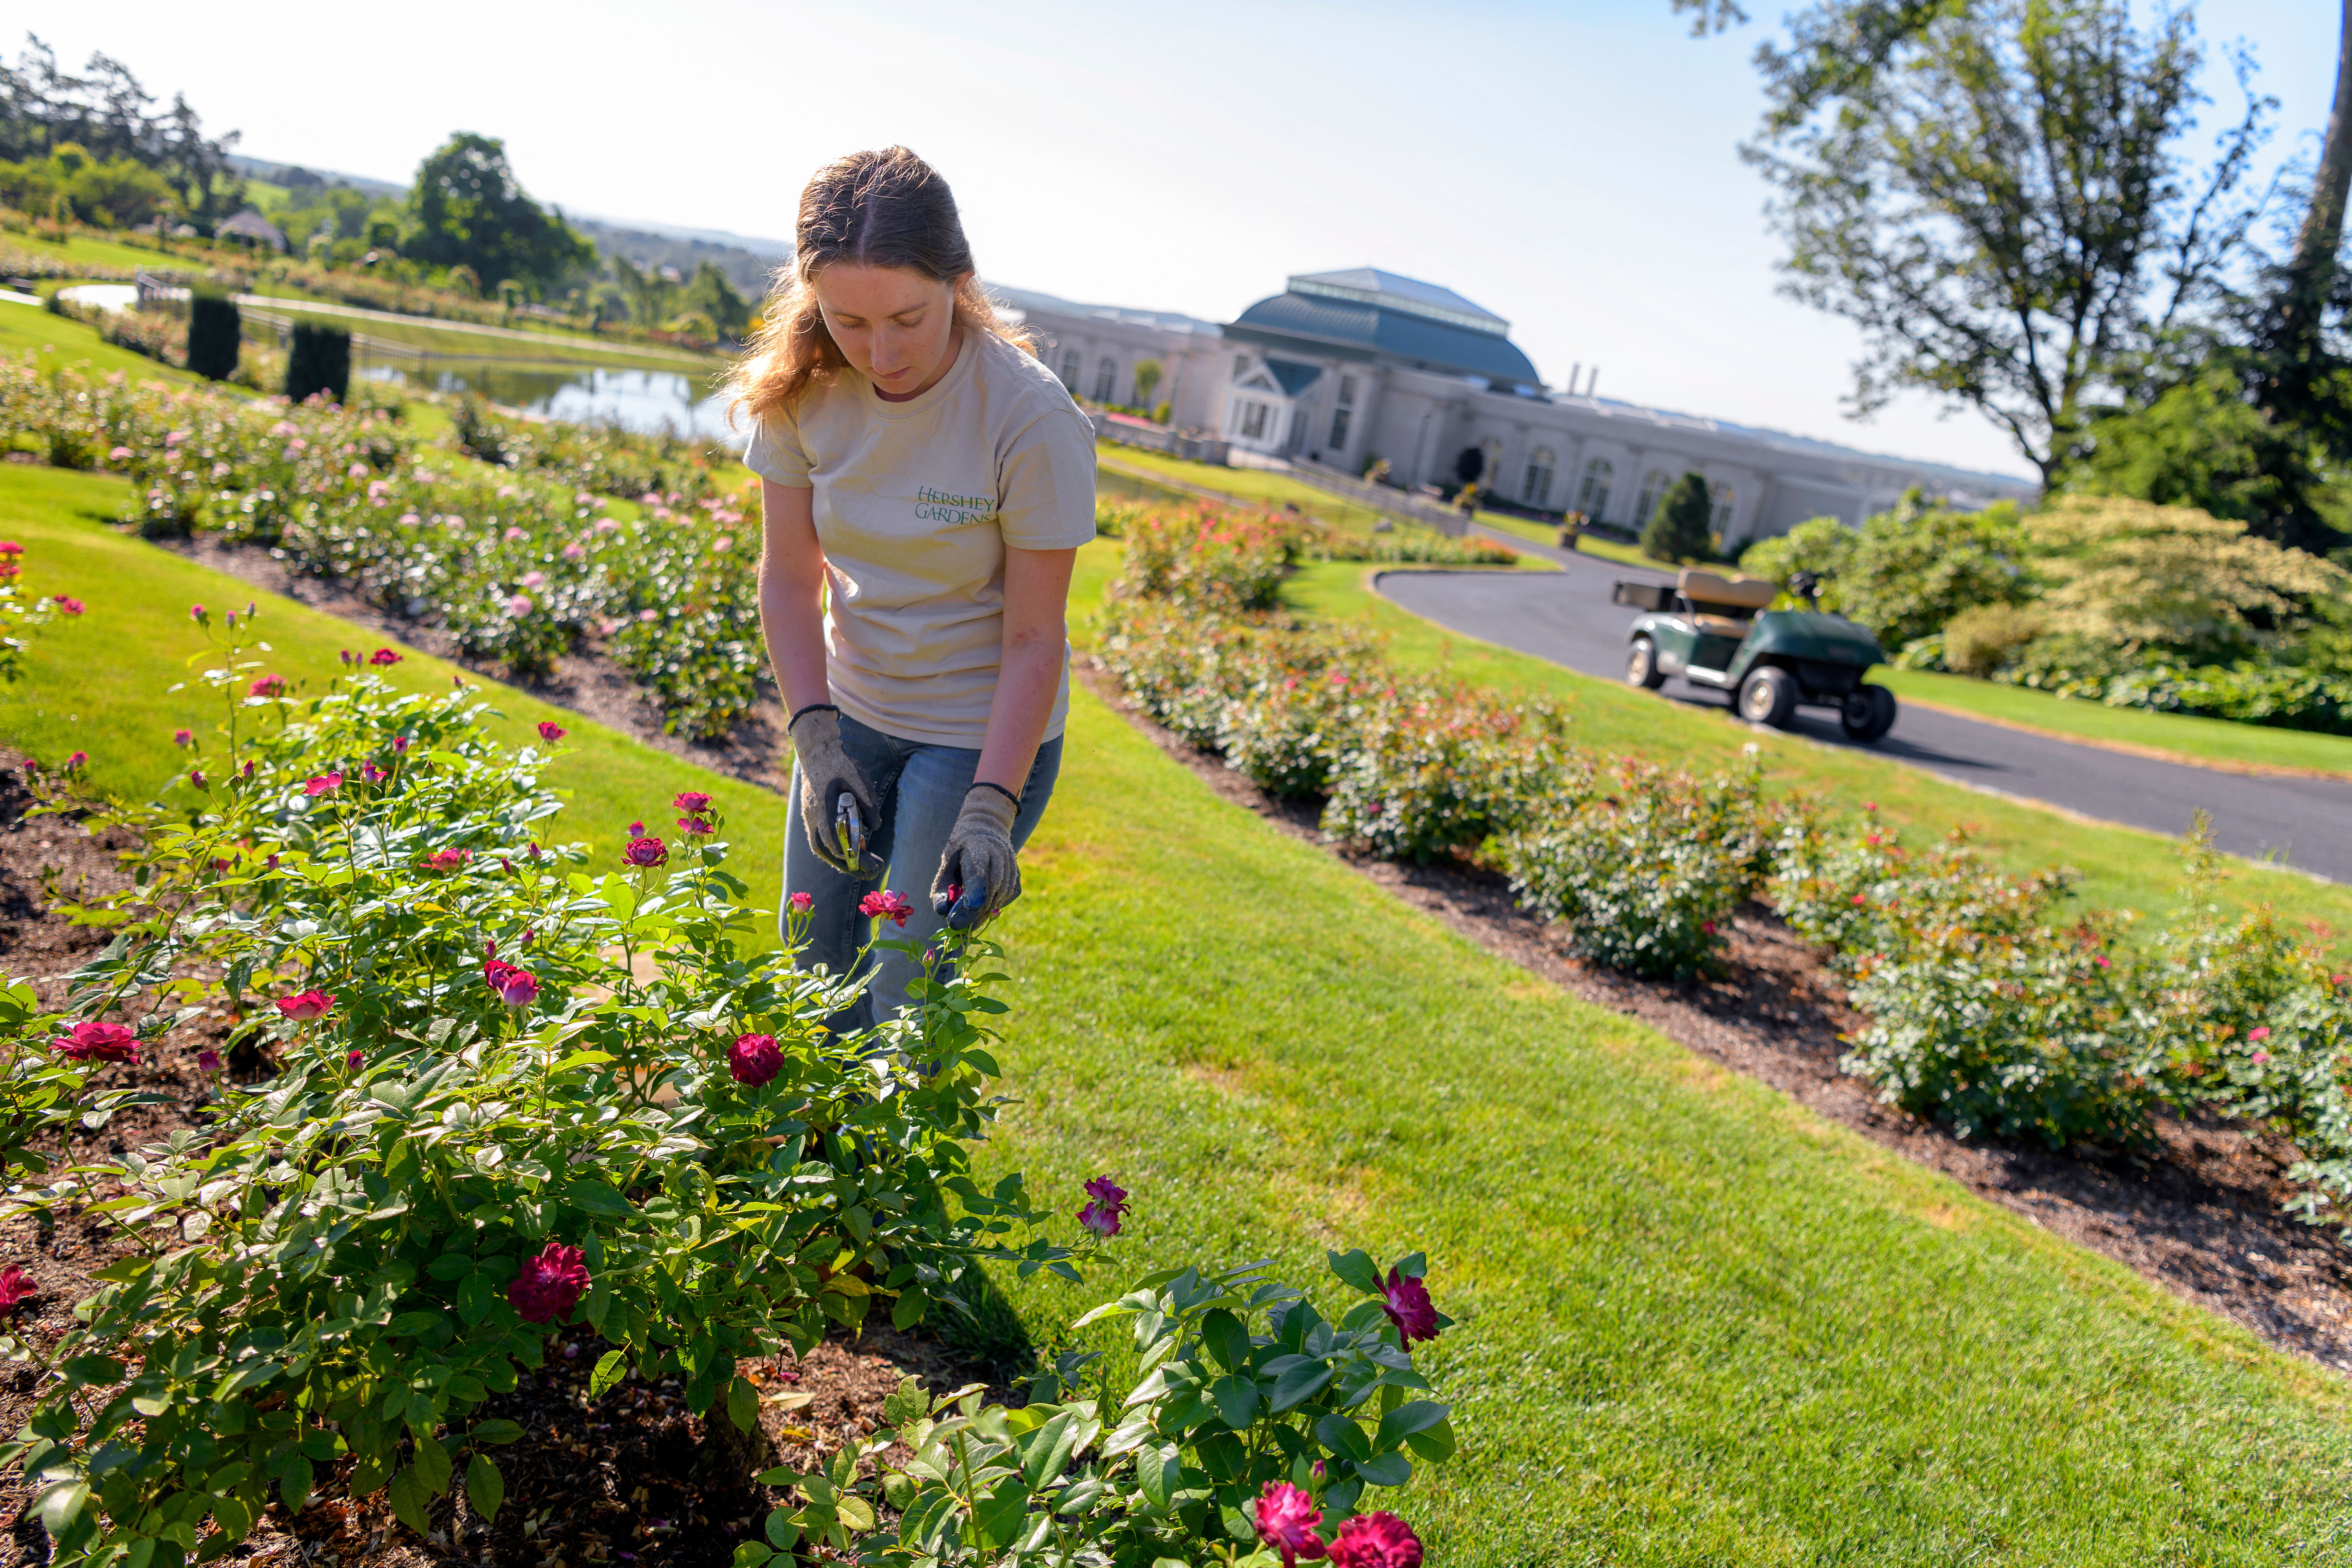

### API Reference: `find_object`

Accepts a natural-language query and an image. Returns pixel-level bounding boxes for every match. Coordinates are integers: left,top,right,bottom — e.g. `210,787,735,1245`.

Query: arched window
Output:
1058,349,1079,390
1576,458,1613,519
1094,357,1119,404
1522,447,1556,507
1709,482,1736,533
1633,468,1671,529
1478,437,1505,488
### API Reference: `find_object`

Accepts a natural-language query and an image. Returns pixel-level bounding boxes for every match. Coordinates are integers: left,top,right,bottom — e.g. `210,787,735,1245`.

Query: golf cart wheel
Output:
1738,666,1798,727
1840,685,1897,743
1626,636,1666,690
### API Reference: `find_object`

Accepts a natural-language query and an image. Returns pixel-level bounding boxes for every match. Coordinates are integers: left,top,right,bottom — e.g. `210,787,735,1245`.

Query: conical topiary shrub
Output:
186,291,241,382
285,321,351,405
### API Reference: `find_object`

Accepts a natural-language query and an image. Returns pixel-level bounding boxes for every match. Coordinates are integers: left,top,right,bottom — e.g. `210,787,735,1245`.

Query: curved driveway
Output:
1375,558,2352,884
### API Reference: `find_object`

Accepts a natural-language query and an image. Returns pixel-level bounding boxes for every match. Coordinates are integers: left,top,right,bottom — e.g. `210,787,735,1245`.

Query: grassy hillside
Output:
8,459,2352,1563
0,464,785,908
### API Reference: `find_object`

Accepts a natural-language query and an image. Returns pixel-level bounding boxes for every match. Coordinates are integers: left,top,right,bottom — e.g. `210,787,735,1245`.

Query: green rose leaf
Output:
465,1454,505,1522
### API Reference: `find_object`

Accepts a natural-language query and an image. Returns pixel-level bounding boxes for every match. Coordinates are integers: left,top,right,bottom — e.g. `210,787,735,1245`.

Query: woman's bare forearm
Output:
757,479,832,716
974,544,1078,794
974,635,1063,792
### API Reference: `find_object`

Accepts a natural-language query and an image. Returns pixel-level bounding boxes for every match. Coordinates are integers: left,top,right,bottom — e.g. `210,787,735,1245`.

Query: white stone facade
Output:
1001,272,2035,545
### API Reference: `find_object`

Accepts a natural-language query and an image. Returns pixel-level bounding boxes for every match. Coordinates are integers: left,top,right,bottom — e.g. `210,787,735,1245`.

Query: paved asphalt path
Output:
1375,555,2352,884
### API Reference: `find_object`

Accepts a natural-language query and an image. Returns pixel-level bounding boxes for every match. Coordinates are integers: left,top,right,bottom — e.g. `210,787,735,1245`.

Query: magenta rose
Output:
729,1033,783,1086
274,990,336,1022
1380,1266,1439,1345
1327,1512,1422,1568
1252,1481,1326,1567
624,836,668,869
52,1021,139,1065
508,1242,591,1324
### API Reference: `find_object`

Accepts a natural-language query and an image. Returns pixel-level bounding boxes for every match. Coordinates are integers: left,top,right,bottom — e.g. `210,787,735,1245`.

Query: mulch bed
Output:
1076,663,2352,1376
0,770,980,1566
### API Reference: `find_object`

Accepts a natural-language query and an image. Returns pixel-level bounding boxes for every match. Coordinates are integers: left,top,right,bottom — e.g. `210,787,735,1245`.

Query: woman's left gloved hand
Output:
932,784,1020,930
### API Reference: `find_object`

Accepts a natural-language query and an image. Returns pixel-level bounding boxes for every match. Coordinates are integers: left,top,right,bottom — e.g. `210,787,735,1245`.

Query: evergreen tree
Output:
285,321,350,405
1644,472,1714,562
185,291,238,382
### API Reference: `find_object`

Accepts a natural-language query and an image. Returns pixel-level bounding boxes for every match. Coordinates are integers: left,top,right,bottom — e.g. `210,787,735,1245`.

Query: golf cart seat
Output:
1678,569,1777,636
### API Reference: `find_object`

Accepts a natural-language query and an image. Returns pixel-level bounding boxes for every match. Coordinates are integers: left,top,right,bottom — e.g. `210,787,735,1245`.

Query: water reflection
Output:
361,359,733,439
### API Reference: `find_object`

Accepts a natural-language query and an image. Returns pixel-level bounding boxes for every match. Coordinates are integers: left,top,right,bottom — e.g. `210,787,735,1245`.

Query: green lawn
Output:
13,459,2352,1561
978,689,2352,1565
1875,667,2352,780
0,464,787,913
0,227,175,275
240,292,724,374
1269,562,2352,942
0,300,203,385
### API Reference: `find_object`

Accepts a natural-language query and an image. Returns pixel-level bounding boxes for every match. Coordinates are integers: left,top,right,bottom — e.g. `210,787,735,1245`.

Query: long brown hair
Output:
727,147,1031,423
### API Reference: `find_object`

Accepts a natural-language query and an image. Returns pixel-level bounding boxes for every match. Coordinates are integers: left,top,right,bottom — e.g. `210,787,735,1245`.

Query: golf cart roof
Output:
1678,569,1777,611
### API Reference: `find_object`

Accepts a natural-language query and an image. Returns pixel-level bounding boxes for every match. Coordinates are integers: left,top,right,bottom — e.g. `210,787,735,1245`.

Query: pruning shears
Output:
834,793,867,873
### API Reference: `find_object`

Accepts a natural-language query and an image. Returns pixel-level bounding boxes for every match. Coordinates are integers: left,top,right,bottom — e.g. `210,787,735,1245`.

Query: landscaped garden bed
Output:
1093,500,2352,1242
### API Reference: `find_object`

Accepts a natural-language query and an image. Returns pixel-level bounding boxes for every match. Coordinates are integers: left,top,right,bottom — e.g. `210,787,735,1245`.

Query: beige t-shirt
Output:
743,329,1097,745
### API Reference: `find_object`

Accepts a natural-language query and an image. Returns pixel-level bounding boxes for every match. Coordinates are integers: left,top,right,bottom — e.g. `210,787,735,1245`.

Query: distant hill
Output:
225,154,789,295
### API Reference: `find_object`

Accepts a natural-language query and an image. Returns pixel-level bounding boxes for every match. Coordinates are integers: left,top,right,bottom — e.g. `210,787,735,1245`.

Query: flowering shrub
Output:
7,656,1071,1559
1498,752,1782,978
0,359,761,738
750,1252,1453,1564
1318,676,1573,861
1773,810,2145,1145
445,394,725,504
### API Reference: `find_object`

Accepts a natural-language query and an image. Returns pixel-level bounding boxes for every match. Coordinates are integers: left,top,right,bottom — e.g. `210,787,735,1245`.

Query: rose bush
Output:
4,654,1075,1561
1499,751,1782,979
749,1251,1454,1565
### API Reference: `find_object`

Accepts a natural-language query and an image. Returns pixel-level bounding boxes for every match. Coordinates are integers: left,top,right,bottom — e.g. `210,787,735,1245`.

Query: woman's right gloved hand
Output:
789,704,879,874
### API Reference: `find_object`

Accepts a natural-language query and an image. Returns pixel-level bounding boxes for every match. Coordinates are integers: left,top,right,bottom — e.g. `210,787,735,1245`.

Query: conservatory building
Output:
1004,268,2034,548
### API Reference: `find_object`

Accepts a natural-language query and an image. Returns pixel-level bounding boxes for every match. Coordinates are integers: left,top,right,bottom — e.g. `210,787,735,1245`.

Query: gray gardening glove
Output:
790,705,879,875
932,784,1021,930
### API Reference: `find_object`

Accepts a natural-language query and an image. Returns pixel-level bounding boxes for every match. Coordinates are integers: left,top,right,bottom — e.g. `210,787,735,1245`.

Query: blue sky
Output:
29,1,2344,479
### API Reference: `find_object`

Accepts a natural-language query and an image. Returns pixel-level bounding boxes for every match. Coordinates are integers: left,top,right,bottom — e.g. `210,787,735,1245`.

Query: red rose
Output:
729,1033,782,1086
508,1243,590,1324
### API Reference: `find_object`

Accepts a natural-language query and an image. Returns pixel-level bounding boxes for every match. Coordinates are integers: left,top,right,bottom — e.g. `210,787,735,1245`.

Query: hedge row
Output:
1,360,764,738
1099,505,2352,1218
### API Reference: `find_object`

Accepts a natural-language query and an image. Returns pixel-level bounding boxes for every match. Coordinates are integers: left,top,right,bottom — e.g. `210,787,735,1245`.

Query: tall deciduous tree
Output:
405,133,594,296
1740,1,2272,487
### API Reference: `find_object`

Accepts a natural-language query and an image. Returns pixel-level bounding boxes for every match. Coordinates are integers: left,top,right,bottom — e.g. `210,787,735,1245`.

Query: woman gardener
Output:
729,146,1096,1028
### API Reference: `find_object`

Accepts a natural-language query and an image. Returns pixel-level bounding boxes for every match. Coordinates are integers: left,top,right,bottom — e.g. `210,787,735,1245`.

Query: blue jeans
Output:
784,710,1062,1034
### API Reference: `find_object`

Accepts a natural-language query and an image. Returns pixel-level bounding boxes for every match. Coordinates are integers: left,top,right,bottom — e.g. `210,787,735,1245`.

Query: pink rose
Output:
51,1021,138,1064
538,721,567,742
1327,1512,1422,1568
859,890,914,928
274,990,335,1022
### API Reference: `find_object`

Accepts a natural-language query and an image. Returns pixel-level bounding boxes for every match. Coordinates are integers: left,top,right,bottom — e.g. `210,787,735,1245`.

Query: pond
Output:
360,357,734,439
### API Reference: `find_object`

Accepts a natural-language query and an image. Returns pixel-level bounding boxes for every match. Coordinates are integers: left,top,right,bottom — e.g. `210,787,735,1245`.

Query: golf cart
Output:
1613,568,1898,742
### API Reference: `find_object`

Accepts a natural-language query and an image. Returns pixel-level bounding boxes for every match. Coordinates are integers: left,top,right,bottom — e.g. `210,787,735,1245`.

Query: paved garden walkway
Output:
1377,557,2352,883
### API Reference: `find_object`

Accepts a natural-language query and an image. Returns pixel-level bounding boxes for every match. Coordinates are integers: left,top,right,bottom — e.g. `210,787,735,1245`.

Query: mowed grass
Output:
1,228,180,275
13,457,2352,1560
0,464,788,917
978,690,2352,1565
1,300,206,385
242,293,724,374
1875,666,2352,780
1259,562,2352,941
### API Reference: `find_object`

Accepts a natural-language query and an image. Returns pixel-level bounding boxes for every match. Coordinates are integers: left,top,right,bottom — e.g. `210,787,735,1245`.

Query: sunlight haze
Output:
24,0,2343,480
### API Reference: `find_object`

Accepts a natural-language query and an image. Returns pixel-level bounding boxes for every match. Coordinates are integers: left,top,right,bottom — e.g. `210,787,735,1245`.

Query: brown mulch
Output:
1077,662,2352,1376
151,533,792,792
0,769,981,1566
